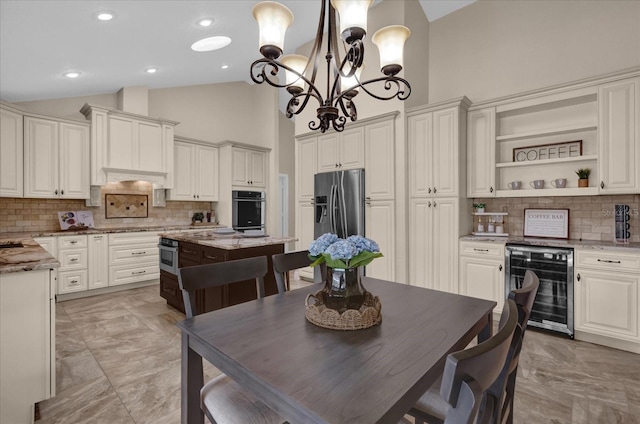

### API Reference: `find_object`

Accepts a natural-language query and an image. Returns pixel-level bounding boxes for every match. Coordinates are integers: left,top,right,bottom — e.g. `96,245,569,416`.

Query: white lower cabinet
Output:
459,241,505,316
57,235,88,294
574,249,640,352
0,269,55,424
365,200,395,281
88,234,109,289
108,232,159,287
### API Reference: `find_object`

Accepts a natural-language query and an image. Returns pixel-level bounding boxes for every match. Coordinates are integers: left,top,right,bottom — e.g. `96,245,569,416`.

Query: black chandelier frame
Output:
250,0,411,133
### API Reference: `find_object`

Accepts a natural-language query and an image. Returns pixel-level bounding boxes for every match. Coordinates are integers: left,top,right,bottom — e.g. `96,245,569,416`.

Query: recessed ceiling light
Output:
197,18,214,27
191,36,232,52
63,71,81,78
221,64,229,70
146,68,158,74
96,11,114,21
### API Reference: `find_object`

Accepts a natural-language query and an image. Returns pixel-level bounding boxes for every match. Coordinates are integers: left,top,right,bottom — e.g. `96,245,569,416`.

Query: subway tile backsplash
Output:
474,194,640,243
0,182,213,233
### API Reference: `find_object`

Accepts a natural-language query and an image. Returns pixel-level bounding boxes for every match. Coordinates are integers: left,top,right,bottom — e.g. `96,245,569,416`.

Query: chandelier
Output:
250,0,411,133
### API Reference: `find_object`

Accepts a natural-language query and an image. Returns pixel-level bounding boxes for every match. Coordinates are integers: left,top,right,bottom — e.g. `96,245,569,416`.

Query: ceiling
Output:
0,0,474,103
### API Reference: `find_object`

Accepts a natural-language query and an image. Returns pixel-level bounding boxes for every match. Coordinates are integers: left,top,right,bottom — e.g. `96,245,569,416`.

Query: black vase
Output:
321,267,366,313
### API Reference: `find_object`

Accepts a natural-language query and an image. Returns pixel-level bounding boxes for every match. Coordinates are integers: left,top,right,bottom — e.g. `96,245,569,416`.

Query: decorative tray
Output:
305,290,382,330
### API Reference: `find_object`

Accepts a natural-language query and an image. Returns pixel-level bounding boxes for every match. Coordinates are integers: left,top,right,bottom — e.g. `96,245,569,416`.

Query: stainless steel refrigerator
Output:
314,169,365,239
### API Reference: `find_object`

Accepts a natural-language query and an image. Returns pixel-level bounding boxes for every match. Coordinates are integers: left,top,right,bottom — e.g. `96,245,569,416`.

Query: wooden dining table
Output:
177,276,496,424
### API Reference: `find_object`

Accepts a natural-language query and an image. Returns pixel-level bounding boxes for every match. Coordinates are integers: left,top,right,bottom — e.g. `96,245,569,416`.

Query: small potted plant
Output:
473,203,486,214
192,212,204,223
575,168,591,188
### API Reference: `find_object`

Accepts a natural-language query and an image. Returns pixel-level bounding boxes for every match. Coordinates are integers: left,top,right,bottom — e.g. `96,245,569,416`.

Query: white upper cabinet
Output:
296,136,317,201
24,116,89,199
467,107,496,197
168,140,219,201
80,104,177,187
0,105,23,197
365,118,395,200
408,99,469,198
598,77,639,194
317,126,364,172
232,147,267,188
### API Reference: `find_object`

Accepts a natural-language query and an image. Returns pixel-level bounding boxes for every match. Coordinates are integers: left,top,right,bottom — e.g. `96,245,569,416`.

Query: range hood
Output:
80,86,179,190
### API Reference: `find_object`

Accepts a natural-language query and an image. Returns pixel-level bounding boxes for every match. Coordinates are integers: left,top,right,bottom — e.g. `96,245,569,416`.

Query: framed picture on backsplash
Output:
524,208,570,239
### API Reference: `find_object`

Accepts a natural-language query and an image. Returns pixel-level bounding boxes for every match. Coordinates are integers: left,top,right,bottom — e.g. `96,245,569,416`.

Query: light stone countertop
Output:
0,236,59,274
460,235,640,253
160,230,297,250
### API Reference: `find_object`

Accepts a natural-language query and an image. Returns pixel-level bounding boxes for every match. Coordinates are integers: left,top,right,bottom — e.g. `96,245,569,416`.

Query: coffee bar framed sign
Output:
524,209,570,239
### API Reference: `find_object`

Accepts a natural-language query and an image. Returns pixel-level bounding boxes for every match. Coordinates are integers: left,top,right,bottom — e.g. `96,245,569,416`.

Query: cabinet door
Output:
197,145,219,201
339,126,365,170
137,121,163,172
0,107,23,197
598,78,639,194
408,112,433,197
248,150,266,187
88,235,109,290
107,116,135,170
467,107,496,197
296,201,316,280
24,117,59,198
432,198,459,293
169,141,196,201
575,270,639,342
459,256,504,314
232,148,249,186
365,120,395,199
296,137,317,200
409,198,433,289
317,133,340,172
365,200,395,281
432,108,459,197
58,122,89,199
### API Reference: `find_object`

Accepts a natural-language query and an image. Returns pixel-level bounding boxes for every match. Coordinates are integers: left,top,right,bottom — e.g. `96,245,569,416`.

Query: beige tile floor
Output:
37,282,640,424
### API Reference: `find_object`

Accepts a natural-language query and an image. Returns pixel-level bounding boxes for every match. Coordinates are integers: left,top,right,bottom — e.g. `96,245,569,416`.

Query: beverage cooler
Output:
505,244,574,338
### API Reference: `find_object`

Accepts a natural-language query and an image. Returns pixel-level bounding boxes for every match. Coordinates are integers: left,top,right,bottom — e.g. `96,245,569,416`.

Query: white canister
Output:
477,223,485,232
496,225,504,234
488,222,495,233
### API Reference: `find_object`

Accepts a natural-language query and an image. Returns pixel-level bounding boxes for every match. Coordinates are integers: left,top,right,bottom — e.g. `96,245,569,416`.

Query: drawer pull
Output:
204,255,217,260
132,270,147,275
183,249,196,254
473,248,489,252
70,258,78,262
597,259,621,264
131,251,147,256
70,279,78,284
70,240,78,244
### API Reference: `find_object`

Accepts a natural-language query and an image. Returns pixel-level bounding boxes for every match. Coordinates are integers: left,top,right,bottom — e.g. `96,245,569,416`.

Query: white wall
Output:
16,93,117,121
428,0,640,103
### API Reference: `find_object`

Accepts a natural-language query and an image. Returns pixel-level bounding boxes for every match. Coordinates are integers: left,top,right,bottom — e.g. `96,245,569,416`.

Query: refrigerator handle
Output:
339,176,348,238
330,184,337,234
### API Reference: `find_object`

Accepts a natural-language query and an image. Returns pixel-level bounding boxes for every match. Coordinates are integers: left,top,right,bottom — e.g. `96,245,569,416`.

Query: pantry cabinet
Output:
0,104,23,197
466,107,496,197
168,139,219,201
317,126,364,172
574,249,640,352
364,118,395,200
232,147,267,188
24,116,90,199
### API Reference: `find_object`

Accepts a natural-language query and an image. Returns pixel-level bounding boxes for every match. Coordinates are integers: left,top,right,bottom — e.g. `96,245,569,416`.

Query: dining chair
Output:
482,270,540,424
272,250,326,292
407,298,519,424
178,256,286,424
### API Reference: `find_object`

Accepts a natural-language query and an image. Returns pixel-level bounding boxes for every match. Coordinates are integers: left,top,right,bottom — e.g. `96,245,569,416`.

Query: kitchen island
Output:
0,236,58,424
158,231,296,314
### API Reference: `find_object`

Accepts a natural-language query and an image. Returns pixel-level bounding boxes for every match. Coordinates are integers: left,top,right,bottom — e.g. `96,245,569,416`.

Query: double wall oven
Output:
505,243,574,338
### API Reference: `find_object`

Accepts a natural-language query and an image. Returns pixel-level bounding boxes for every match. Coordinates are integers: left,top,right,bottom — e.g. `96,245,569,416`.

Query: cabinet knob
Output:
197,194,200,199
433,201,437,207
499,264,503,271
193,194,196,199
577,273,581,282
428,201,431,207
428,188,431,194
600,181,604,189
335,164,339,168
490,186,494,193
54,189,58,195
61,189,64,195
433,187,437,194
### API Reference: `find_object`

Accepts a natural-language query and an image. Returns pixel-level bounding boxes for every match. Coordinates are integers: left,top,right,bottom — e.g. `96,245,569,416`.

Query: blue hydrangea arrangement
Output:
308,233,383,269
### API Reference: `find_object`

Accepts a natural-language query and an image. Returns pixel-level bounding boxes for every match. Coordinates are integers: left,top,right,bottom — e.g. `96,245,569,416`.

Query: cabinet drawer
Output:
58,235,88,249
460,241,505,258
108,232,159,246
109,244,159,264
58,269,88,294
110,263,159,286
201,246,226,263
58,249,87,270
576,250,640,273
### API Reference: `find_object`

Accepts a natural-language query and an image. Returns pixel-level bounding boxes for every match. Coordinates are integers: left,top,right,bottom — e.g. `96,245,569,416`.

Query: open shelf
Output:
471,232,509,237
496,154,597,168
473,212,508,216
496,123,597,142
496,187,598,197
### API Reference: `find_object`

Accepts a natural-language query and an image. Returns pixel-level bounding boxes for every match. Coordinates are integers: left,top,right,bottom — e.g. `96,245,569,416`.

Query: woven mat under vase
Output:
305,290,382,330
